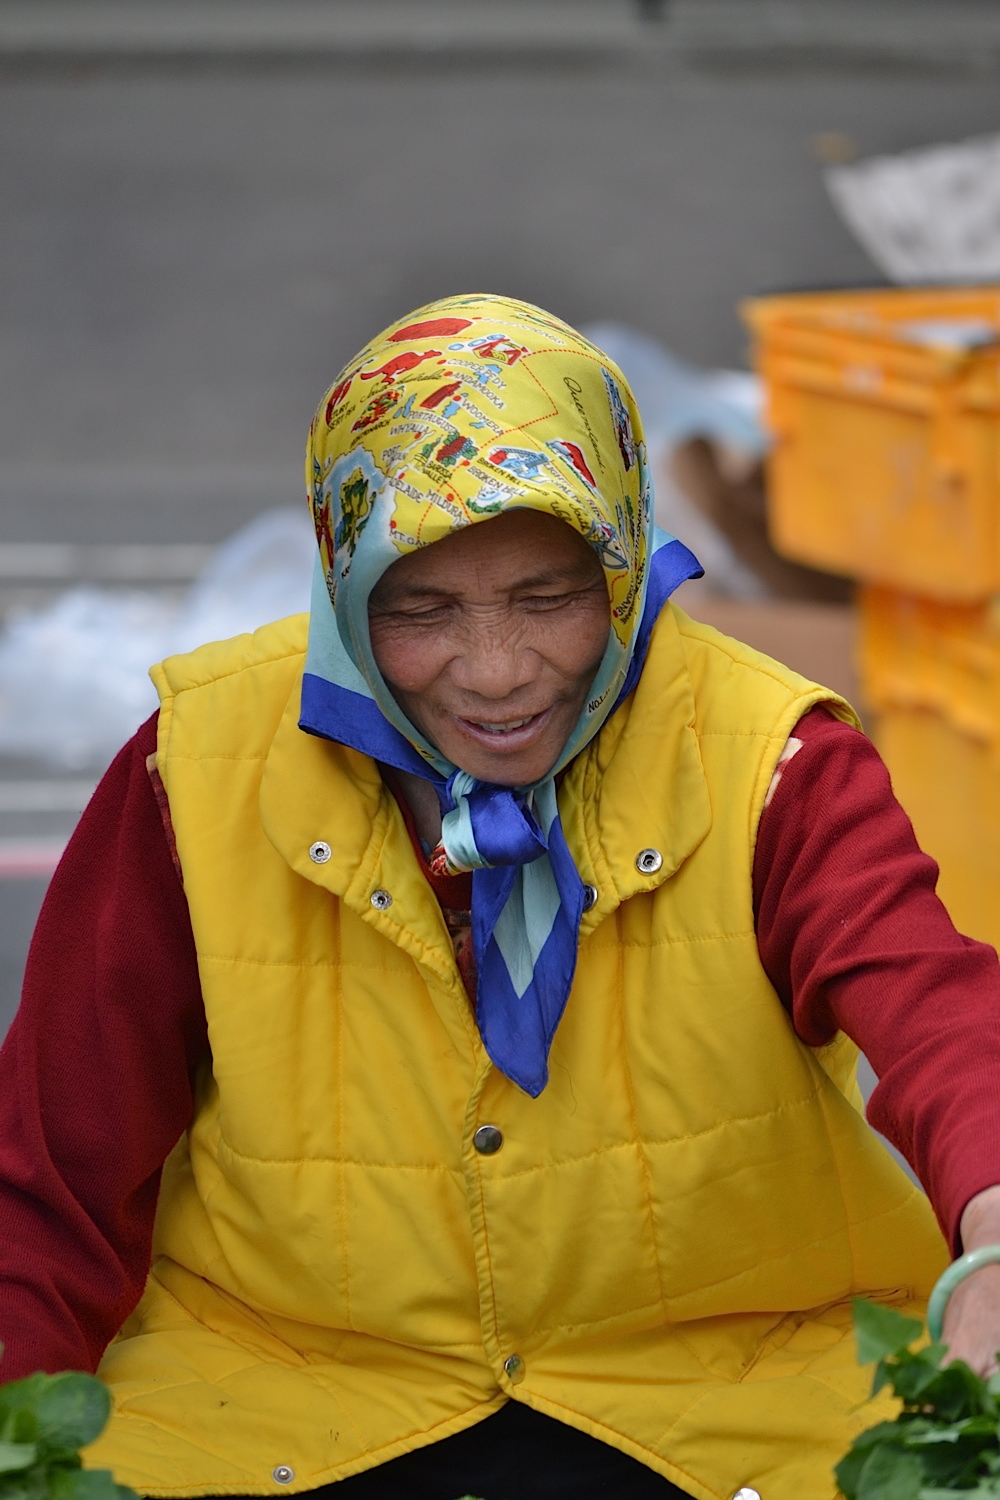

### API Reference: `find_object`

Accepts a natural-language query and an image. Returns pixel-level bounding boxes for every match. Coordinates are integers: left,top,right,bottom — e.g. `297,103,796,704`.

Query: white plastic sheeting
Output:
826,133,1000,285
583,321,769,598
0,509,315,770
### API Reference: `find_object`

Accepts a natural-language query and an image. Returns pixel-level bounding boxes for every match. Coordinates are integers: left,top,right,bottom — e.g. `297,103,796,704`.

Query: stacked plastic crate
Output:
744,287,1000,948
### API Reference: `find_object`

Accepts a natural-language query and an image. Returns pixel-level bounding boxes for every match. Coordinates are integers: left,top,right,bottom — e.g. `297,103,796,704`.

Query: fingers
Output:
941,1263,1000,1375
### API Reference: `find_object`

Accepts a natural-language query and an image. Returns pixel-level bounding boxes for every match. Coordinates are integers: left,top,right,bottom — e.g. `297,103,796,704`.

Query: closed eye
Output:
518,586,604,610
373,599,456,625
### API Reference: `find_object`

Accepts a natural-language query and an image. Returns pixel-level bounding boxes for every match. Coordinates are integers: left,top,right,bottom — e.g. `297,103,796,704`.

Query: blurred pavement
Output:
2,1,1000,546
2,1,1000,70
0,880,47,1034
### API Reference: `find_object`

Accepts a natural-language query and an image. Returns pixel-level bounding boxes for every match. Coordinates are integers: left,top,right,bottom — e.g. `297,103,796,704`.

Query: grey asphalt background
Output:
4,3,1000,545
0,880,46,1032
1,0,999,1149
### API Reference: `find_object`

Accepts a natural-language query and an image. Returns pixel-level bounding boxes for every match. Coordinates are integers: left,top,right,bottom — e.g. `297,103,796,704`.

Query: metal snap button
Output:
503,1354,525,1384
635,847,662,875
272,1466,295,1485
370,889,393,910
308,841,331,865
732,1489,761,1500
473,1124,504,1155
582,883,598,911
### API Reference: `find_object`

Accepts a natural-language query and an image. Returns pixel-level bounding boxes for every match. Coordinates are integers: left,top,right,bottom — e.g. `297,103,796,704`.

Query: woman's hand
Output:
944,1184,1000,1374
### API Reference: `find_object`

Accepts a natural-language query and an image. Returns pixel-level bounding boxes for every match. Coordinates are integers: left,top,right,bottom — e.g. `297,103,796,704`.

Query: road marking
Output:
0,781,96,812
0,543,213,583
0,839,66,878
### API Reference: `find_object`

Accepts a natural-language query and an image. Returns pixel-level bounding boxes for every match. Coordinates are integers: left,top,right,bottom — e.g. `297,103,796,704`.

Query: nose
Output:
449,619,537,702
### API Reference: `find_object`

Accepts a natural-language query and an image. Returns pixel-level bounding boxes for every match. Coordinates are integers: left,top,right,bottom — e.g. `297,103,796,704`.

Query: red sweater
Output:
2,707,1000,1379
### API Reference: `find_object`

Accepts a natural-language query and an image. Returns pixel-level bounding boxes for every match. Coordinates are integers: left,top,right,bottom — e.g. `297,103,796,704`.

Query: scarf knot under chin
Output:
437,774,549,873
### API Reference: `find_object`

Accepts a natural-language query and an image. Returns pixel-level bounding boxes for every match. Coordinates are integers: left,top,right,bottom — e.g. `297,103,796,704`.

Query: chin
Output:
471,764,538,787
451,748,559,786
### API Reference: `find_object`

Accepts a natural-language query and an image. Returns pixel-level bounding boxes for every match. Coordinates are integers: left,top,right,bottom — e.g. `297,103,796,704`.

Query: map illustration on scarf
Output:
300,293,701,1095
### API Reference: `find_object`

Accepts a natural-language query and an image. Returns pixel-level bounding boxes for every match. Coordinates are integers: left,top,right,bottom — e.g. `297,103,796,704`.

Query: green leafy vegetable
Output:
836,1300,1000,1498
853,1301,925,1368
0,1345,137,1500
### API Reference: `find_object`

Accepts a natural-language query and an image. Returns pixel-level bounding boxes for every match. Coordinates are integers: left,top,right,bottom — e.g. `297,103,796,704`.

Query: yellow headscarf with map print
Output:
309,294,653,660
299,294,701,1097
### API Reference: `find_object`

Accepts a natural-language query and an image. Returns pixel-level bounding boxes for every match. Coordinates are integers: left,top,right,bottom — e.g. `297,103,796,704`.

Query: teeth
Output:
470,716,535,735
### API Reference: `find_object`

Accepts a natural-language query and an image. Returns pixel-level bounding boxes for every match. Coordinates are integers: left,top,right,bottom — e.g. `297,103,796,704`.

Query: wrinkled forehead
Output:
368,508,608,607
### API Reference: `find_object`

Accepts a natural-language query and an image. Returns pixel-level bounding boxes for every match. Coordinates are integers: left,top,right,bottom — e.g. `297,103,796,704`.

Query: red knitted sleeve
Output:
0,713,207,1378
754,707,1000,1252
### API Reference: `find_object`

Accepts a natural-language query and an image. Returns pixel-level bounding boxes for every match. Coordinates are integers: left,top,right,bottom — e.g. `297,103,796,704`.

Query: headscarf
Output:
301,294,701,1096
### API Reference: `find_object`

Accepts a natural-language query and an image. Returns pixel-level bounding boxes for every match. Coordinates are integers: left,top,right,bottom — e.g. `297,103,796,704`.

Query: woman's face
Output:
368,509,610,785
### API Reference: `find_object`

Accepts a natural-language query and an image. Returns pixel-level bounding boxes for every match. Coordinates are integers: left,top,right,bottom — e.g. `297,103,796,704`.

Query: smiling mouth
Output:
468,714,537,735
456,709,549,741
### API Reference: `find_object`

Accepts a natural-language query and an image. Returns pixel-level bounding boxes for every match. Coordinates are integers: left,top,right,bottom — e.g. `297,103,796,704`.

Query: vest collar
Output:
260,676,469,996
562,604,712,936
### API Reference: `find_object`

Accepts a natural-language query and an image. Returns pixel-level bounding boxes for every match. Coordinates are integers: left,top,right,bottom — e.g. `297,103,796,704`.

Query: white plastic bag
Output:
826,133,1000,284
583,321,769,598
0,508,315,771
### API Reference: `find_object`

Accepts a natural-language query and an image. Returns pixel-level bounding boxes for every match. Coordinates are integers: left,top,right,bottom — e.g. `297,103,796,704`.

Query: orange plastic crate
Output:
743,287,1000,602
859,585,1000,948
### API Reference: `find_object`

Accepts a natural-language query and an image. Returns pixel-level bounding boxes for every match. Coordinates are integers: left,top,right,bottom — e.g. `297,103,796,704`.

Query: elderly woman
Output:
3,295,1000,1500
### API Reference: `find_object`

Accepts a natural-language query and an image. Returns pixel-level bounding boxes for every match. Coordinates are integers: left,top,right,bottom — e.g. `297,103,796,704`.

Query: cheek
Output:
369,622,446,693
544,601,610,681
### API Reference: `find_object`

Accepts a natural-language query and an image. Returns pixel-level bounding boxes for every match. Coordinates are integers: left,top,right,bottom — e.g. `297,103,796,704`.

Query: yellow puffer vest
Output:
89,604,947,1500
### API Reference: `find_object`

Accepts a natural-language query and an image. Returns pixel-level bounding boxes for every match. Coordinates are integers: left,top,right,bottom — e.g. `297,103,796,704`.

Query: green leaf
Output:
907,1427,963,1445
835,1443,871,1498
0,1446,36,1477
918,1491,983,1498
855,1421,905,1452
941,1415,998,1439
0,1415,35,1450
47,1469,124,1500
893,1355,961,1407
0,1471,49,1500
918,1433,1000,1489
854,1299,924,1365
838,1423,919,1497
32,1376,110,1453
919,1488,1000,1498
0,1376,46,1413
857,1444,924,1500
903,1360,995,1423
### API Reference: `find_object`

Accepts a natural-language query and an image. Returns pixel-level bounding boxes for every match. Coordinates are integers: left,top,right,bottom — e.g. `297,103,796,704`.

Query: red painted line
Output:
0,840,67,878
